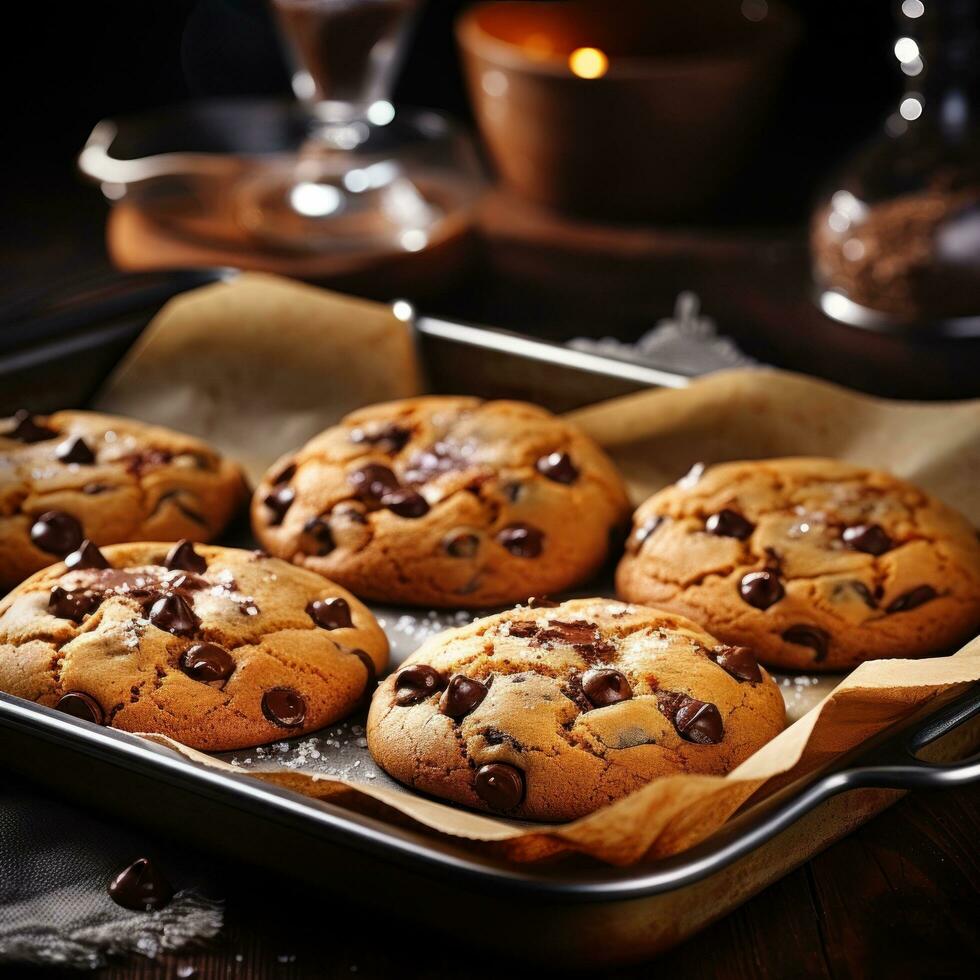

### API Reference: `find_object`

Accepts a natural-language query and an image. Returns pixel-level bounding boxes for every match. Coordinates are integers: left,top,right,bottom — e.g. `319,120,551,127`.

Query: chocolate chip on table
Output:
64,539,110,571
738,569,784,609
536,451,579,485
30,511,84,555
307,596,353,629
6,409,57,443
180,642,234,682
54,435,95,465
474,763,525,811
48,586,99,622
394,664,445,705
302,516,335,556
581,668,632,708
439,674,488,719
381,488,429,518
444,530,480,558
56,691,104,725
842,523,893,556
350,423,411,454
496,524,544,558
164,539,207,574
263,486,295,526
628,516,663,554
658,691,724,744
887,585,938,613
705,509,754,540
147,593,200,636
262,687,307,727
708,645,762,683
348,463,400,502
781,625,830,661
108,857,174,912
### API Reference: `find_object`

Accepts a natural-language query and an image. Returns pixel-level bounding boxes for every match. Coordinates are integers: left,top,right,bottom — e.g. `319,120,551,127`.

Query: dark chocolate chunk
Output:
842,523,893,556
708,645,763,683
64,539,110,571
30,511,83,555
6,409,58,443
348,463,399,502
48,586,99,622
444,530,480,558
108,857,174,912
581,668,632,708
474,763,525,811
147,593,200,636
307,596,353,630
261,687,307,727
56,691,104,726
382,488,429,518
659,691,724,744
781,626,830,662
535,451,579,485
55,436,95,465
164,539,207,574
180,642,234,682
439,674,488,719
538,620,600,647
497,524,544,558
738,569,784,609
394,664,445,705
302,516,335,556
350,423,411,454
263,486,295,526
887,585,938,613
628,516,663,554
705,509,754,540
526,596,558,608
508,620,540,638
272,462,296,485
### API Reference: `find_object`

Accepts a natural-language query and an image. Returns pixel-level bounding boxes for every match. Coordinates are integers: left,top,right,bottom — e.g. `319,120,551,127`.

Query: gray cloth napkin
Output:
0,777,223,970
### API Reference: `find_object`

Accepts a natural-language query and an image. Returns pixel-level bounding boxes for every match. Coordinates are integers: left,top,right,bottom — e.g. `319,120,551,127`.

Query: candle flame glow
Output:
568,47,608,79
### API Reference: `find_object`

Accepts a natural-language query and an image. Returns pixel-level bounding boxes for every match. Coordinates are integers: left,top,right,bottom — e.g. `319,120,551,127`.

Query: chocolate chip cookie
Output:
367,598,784,821
616,458,980,670
0,542,388,750
0,410,247,589
251,397,631,607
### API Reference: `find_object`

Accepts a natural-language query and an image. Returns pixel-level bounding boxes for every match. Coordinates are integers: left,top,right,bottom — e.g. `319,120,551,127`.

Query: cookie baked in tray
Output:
616,457,980,670
0,409,247,589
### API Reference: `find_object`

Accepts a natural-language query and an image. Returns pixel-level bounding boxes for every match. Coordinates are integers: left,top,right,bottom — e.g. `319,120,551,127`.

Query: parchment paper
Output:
94,276,980,865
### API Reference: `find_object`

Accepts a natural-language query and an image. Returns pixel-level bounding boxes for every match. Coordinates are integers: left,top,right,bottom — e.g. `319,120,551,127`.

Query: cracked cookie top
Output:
0,542,388,750
0,410,247,588
251,397,632,607
616,457,980,671
366,598,784,822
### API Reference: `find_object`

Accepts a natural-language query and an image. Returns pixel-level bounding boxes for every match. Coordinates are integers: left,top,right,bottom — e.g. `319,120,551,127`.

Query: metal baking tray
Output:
1,271,978,966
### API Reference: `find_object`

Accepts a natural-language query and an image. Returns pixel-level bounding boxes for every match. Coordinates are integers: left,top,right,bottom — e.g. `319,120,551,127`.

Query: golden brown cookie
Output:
251,397,631,607
0,410,247,589
367,598,784,821
0,542,388,750
616,457,980,671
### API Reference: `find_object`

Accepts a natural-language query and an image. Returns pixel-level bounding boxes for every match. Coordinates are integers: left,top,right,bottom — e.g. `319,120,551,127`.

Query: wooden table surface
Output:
4,181,979,980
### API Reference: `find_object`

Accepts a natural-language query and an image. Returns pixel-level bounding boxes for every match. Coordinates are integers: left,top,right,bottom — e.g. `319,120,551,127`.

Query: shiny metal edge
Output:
817,289,980,339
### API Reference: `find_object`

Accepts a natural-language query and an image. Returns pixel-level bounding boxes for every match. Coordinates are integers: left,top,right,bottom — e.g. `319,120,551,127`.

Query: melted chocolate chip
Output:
56,691,104,725
474,763,525,811
628,516,663,554
842,523,893,556
536,451,579,485
180,643,234,682
444,530,480,558
55,435,95,465
350,423,411,454
48,586,100,622
439,674,488,719
302,516,335,555
348,463,399,502
497,524,544,558
64,540,110,571
262,687,307,727
708,645,762,683
108,857,174,911
508,620,540,638
538,620,602,647
30,511,83,555
147,593,200,636
6,409,58,443
307,596,353,629
581,668,632,708
887,585,938,613
781,626,830,662
705,509,754,540
263,486,295,526
382,488,429,518
659,691,724,744
272,462,296,485
526,596,558,608
164,540,207,574
738,570,784,609
394,664,445,705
